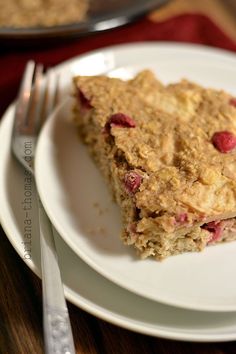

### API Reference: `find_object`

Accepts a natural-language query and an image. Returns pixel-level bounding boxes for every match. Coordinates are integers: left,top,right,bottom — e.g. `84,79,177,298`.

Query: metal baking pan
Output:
0,0,168,40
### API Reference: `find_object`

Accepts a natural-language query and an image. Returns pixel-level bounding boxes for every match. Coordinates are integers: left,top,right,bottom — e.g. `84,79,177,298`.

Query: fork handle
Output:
38,197,76,354
44,306,75,354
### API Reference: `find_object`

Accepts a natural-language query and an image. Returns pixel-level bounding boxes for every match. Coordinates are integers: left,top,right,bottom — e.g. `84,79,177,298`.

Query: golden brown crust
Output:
0,0,89,28
73,70,236,259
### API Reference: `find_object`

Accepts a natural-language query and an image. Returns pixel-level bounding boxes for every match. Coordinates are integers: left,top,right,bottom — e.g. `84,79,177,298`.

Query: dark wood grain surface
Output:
1,0,236,353
1,228,236,354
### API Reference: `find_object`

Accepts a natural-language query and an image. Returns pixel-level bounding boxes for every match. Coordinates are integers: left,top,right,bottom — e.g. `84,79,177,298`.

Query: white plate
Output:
3,97,236,343
35,43,236,312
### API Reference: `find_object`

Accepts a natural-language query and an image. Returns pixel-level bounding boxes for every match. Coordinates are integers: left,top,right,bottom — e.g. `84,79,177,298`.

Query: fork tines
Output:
14,61,57,137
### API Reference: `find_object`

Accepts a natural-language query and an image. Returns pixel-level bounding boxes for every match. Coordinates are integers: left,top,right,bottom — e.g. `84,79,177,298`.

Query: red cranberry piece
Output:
229,98,236,107
175,213,188,224
124,171,142,194
212,131,236,153
201,221,222,243
77,88,92,110
104,113,136,133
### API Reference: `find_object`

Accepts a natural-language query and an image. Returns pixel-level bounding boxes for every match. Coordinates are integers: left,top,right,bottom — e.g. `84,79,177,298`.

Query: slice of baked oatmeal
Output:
73,70,236,260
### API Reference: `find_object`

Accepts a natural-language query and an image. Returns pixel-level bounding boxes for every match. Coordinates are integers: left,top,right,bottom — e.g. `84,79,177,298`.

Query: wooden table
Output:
1,231,236,353
1,1,236,353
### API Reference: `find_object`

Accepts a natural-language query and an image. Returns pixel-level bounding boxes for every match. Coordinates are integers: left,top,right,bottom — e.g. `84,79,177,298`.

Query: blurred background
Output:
0,0,236,41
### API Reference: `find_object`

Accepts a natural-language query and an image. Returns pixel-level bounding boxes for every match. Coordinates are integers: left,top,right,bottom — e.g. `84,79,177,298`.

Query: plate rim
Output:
54,41,236,73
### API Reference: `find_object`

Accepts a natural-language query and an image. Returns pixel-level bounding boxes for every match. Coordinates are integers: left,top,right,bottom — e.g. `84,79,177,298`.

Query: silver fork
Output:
12,61,76,354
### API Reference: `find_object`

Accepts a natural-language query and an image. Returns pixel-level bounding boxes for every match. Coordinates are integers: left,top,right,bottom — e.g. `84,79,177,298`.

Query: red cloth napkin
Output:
1,13,236,117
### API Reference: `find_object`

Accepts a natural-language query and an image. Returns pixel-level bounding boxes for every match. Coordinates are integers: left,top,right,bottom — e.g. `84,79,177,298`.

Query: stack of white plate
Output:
1,43,236,342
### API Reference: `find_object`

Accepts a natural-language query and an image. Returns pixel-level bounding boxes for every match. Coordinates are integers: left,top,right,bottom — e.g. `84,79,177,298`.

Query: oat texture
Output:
0,0,89,28
73,70,236,259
